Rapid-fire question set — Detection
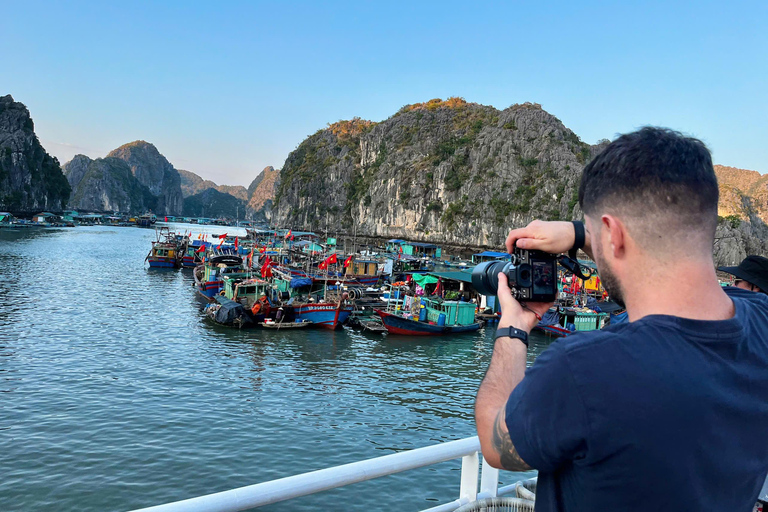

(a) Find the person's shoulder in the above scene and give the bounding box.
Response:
[555,321,642,354]
[725,286,768,311]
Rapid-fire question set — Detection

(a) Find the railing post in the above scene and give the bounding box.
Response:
[479,457,499,497]
[459,452,479,501]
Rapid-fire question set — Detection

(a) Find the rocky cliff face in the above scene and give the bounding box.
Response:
[247,166,280,220]
[178,169,248,201]
[64,155,157,213]
[0,95,70,212]
[107,141,183,215]
[274,99,601,247]
[183,188,246,218]
[715,165,768,224]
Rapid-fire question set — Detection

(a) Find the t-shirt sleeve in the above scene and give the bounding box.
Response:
[505,341,590,473]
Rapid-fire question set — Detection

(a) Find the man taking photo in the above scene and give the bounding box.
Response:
[475,127,768,511]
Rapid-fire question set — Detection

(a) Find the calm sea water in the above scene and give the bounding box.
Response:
[0,225,549,512]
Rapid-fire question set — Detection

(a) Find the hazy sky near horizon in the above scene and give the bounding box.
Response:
[2,0,766,186]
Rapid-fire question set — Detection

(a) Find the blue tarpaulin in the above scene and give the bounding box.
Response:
[289,278,313,288]
[473,251,510,259]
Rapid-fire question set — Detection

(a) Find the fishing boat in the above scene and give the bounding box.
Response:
[534,306,611,337]
[343,257,382,287]
[291,302,353,330]
[375,296,480,336]
[146,227,185,268]
[204,295,253,329]
[136,213,157,227]
[183,240,208,268]
[194,253,244,299]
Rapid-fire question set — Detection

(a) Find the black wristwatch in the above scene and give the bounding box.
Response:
[495,326,529,347]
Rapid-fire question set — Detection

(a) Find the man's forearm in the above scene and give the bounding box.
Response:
[475,335,528,469]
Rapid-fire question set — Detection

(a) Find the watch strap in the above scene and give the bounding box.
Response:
[569,220,585,260]
[495,326,528,346]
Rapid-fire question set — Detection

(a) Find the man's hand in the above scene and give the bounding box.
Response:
[497,273,553,332]
[506,220,593,259]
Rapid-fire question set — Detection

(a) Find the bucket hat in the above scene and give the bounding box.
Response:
[718,255,768,292]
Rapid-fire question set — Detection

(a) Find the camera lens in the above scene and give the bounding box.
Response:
[471,260,512,296]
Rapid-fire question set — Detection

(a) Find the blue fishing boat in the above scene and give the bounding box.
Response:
[183,240,208,268]
[292,302,353,330]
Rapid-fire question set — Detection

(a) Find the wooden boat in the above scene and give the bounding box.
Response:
[376,309,480,335]
[146,227,185,268]
[343,257,383,287]
[194,253,244,300]
[262,319,312,329]
[533,307,610,337]
[291,302,353,330]
[375,297,480,336]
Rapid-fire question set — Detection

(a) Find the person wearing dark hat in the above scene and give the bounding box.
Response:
[719,255,768,294]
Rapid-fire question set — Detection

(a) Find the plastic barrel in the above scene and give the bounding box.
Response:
[437,313,446,326]
[419,305,427,322]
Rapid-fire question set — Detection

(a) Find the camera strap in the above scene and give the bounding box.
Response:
[557,255,593,281]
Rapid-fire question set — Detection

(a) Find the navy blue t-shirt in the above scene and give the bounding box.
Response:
[506,287,768,511]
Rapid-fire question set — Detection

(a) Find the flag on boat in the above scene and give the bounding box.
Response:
[260,256,273,278]
[164,216,168,222]
[195,244,206,254]
[318,253,338,270]
[248,246,254,267]
[234,237,239,251]
[285,229,292,239]
[218,233,227,239]
[343,255,353,268]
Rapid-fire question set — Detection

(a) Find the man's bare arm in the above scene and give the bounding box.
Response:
[492,408,532,471]
[475,273,550,470]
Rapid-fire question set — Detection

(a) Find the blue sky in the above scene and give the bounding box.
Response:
[2,0,766,186]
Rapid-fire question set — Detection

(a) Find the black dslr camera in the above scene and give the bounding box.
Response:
[471,249,558,301]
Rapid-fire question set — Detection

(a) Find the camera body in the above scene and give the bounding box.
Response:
[471,249,558,301]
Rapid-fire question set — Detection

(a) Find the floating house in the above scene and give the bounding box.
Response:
[32,212,58,224]
[386,239,442,258]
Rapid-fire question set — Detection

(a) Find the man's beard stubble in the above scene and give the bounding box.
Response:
[593,244,626,309]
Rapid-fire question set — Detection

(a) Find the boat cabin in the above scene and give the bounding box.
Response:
[346,259,379,277]
[420,297,477,326]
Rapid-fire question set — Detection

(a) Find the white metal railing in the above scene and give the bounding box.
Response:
[128,436,533,512]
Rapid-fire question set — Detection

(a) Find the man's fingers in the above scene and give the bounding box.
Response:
[498,272,511,294]
[505,227,534,253]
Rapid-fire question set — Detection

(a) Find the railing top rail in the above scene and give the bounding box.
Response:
[130,436,481,512]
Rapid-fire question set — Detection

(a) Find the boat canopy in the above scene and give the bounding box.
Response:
[412,274,439,286]
[473,250,510,259]
[213,296,249,324]
[427,270,474,284]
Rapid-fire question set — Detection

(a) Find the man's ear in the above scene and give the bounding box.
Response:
[601,214,626,259]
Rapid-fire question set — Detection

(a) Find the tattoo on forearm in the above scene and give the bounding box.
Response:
[492,409,532,471]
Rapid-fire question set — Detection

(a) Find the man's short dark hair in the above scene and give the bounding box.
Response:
[578,127,719,252]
